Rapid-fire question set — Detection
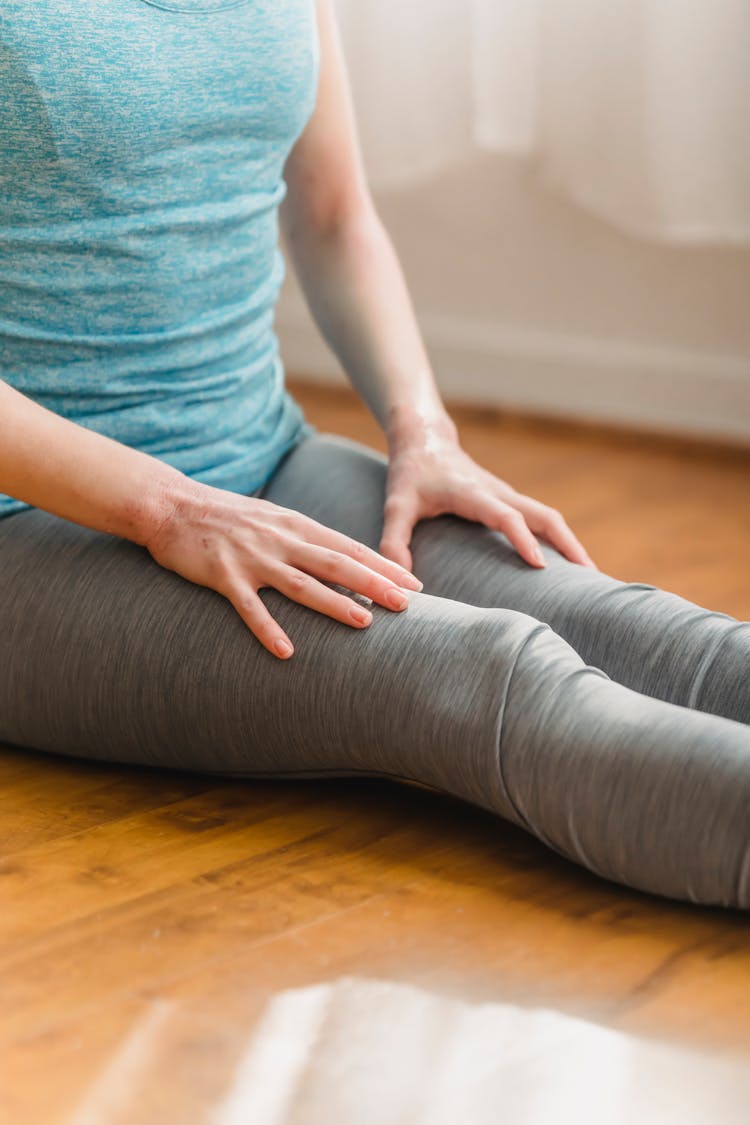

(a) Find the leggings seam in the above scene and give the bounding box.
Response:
[492,621,552,836]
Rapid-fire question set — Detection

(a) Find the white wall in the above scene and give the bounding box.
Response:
[276,152,750,442]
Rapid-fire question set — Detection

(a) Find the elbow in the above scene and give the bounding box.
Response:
[281,179,381,247]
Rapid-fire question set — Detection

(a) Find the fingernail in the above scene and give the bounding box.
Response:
[533,548,546,567]
[385,588,409,610]
[407,575,424,591]
[274,639,293,658]
[350,605,372,626]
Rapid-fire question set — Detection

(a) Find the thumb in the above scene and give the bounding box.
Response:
[379,494,418,572]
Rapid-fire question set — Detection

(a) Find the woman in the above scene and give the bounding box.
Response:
[1,0,749,909]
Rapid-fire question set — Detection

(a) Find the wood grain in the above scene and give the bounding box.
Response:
[2,381,749,1123]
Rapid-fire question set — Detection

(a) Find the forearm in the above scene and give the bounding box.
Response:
[0,380,185,544]
[283,205,458,448]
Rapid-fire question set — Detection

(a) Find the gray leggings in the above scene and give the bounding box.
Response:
[2,432,750,908]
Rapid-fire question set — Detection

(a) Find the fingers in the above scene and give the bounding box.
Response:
[511,496,598,569]
[290,541,413,612]
[551,514,597,568]
[471,493,547,568]
[267,564,384,629]
[540,514,597,568]
[218,502,424,659]
[379,494,419,571]
[224,584,295,660]
[223,555,413,661]
[291,510,422,591]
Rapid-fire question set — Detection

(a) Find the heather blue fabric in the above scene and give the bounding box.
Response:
[4,3,750,912]
[0,0,318,518]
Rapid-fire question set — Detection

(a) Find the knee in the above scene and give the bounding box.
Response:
[347,595,557,818]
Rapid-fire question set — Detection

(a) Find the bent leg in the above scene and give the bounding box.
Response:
[262,432,750,725]
[2,506,750,907]
[498,625,750,908]
[0,505,555,803]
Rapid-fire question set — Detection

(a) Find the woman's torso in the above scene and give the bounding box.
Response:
[0,0,320,518]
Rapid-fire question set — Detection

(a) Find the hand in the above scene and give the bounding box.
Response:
[380,411,598,572]
[144,477,423,659]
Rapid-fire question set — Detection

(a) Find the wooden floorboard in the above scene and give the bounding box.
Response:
[2,381,749,1123]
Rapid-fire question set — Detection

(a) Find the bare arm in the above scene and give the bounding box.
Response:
[279,0,596,573]
[280,0,448,438]
[0,380,421,657]
[0,378,178,543]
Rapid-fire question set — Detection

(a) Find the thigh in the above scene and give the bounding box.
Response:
[262,432,750,723]
[0,501,539,814]
[4,496,750,907]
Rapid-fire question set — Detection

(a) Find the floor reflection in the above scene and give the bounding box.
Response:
[210,976,750,1124]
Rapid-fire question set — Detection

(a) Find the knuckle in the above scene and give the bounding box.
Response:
[257,522,285,548]
[235,587,259,612]
[260,501,293,526]
[236,596,261,624]
[291,512,316,537]
[334,594,355,618]
[242,604,274,636]
[324,548,343,571]
[212,555,235,585]
[347,538,369,561]
[286,571,309,594]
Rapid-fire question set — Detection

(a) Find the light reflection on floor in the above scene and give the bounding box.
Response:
[209,977,750,1125]
[64,977,750,1124]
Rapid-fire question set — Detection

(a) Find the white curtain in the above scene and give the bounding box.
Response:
[333,0,750,245]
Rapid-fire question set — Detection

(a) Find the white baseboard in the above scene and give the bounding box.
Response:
[276,302,750,444]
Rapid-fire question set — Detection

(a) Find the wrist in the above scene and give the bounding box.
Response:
[386,401,459,452]
[128,459,195,550]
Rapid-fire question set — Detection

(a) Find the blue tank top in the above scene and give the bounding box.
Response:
[0,0,319,519]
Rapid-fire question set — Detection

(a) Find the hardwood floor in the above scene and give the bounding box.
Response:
[2,381,750,1123]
